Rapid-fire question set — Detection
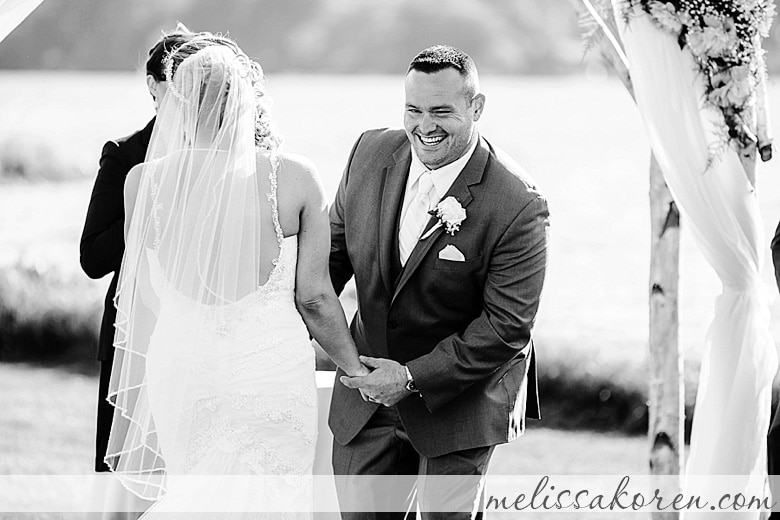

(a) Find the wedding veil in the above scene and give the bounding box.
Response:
[104,39,280,499]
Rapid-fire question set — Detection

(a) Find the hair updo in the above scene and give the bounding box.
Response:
[162,34,281,152]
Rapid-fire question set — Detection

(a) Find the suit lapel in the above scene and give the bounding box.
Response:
[378,143,412,297]
[391,137,490,305]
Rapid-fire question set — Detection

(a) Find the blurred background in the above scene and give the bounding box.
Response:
[2,0,780,501]
[0,0,585,74]
[4,0,780,74]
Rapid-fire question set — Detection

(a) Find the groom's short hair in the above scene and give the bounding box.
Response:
[407,45,480,101]
[146,29,197,82]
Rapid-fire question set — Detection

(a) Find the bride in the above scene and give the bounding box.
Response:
[104,35,368,518]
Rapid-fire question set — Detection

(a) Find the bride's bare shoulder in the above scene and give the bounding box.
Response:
[276,151,318,176]
[273,151,324,202]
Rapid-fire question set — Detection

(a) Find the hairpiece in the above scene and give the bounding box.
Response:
[162,49,191,105]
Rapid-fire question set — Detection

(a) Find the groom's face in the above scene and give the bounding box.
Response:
[404,68,484,170]
[146,76,169,113]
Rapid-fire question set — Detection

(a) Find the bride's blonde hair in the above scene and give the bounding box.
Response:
[162,34,282,152]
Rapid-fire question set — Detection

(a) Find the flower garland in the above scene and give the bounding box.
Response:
[621,0,775,158]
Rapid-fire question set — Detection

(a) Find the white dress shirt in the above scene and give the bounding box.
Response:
[399,135,480,227]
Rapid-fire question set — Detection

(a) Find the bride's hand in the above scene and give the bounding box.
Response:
[349,362,372,378]
[343,363,373,402]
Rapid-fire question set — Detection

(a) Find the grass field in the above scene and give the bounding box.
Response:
[1,72,779,516]
[0,363,649,476]
[0,363,650,519]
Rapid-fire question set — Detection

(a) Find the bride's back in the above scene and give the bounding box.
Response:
[132,41,298,304]
[108,36,324,502]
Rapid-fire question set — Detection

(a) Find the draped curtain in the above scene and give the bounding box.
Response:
[613,3,778,513]
[0,0,44,43]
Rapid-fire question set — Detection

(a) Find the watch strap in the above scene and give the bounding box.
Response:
[404,365,419,393]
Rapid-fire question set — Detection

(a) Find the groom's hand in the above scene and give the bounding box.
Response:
[340,356,409,407]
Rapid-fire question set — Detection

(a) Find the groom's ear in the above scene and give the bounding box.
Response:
[471,93,485,122]
[146,75,158,100]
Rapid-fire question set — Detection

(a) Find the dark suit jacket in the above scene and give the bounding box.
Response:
[80,119,154,361]
[328,129,549,458]
[768,222,780,482]
[772,222,780,296]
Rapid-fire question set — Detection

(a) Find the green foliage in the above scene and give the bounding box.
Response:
[4,0,780,74]
[535,339,699,439]
[0,263,102,373]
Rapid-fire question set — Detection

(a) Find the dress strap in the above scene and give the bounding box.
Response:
[266,152,284,247]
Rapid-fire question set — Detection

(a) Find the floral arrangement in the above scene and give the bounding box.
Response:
[621,0,775,159]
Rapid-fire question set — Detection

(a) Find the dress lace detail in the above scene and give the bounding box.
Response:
[267,152,285,250]
[186,419,312,475]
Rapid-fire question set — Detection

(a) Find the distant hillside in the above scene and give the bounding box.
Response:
[0,0,580,74]
[2,0,780,74]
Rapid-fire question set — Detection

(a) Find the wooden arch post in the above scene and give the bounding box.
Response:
[647,155,684,513]
[575,3,685,517]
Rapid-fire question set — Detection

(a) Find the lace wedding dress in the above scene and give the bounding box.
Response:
[138,156,316,518]
[139,161,316,517]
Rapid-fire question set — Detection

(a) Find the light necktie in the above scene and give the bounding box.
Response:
[399,171,436,266]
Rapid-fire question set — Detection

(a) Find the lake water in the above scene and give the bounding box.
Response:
[2,71,780,366]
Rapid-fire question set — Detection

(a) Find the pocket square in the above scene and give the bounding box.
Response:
[438,244,466,262]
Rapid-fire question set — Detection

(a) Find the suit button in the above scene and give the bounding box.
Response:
[388,320,398,329]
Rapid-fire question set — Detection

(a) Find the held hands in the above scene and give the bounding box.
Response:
[347,362,372,378]
[345,361,372,403]
[340,356,411,407]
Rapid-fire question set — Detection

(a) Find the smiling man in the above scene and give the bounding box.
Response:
[328,45,550,519]
[403,53,483,170]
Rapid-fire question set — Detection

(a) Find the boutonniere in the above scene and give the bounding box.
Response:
[428,197,466,236]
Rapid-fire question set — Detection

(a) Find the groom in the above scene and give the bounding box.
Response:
[328,45,549,518]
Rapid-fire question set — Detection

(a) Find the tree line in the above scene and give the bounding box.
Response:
[0,0,582,74]
[3,0,780,74]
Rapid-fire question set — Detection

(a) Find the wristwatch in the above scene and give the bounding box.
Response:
[404,365,419,393]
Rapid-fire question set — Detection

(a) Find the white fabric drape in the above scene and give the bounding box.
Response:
[0,0,43,43]
[613,2,777,509]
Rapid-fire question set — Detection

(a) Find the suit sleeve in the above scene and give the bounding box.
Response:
[408,193,549,413]
[328,133,365,296]
[771,220,780,293]
[80,141,128,279]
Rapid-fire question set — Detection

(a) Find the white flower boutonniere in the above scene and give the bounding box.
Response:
[429,197,466,236]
